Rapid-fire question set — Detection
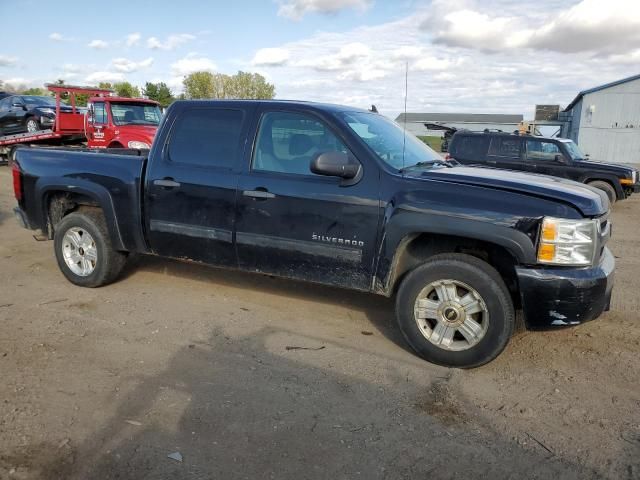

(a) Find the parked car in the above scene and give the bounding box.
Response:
[448,131,640,203]
[12,100,614,368]
[0,91,14,100]
[0,95,74,136]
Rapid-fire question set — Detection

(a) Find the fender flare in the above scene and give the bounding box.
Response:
[581,174,624,199]
[377,211,537,294]
[34,176,126,251]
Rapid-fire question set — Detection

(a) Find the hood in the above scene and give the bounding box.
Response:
[406,165,608,217]
[574,158,635,175]
[117,124,158,144]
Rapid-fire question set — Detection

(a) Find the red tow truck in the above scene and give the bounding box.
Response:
[0,84,161,162]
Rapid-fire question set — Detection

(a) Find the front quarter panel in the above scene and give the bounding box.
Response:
[375,173,584,293]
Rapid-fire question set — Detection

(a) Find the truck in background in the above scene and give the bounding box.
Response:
[0,84,161,162]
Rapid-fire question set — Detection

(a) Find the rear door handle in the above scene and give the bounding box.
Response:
[153,178,181,188]
[243,189,275,199]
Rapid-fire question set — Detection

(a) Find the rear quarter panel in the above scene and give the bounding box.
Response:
[15,147,146,252]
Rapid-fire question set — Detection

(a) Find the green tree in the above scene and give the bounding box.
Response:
[113,82,141,98]
[22,87,47,96]
[143,82,174,107]
[183,71,215,99]
[182,71,275,100]
[226,71,275,99]
[98,82,113,91]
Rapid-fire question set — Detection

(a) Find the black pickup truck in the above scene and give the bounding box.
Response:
[12,100,615,368]
[448,130,640,203]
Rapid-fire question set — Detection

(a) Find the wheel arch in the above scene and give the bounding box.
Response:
[38,183,126,251]
[379,230,526,307]
[584,176,623,200]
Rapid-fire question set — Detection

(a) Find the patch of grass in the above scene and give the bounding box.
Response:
[417,135,443,152]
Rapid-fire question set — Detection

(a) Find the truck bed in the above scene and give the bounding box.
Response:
[14,146,148,252]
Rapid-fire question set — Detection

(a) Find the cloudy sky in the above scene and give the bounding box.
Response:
[1,0,639,119]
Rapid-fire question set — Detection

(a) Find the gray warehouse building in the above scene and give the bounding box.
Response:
[562,73,640,164]
[395,112,523,137]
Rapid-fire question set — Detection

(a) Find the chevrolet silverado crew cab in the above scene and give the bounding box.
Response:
[448,130,640,203]
[12,100,615,368]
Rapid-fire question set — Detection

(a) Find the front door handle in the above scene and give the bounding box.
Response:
[243,189,275,199]
[153,178,181,189]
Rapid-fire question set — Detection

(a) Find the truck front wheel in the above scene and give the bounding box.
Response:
[53,208,127,287]
[587,180,617,204]
[395,253,514,368]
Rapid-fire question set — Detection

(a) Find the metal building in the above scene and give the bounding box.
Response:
[395,112,523,137]
[562,73,640,164]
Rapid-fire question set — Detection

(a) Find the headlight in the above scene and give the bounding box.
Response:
[128,141,150,149]
[39,108,55,114]
[537,217,597,266]
[633,170,638,184]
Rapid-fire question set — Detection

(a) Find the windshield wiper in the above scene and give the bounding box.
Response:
[399,159,453,173]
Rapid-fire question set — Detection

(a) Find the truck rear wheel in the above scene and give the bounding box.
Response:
[53,208,126,287]
[588,180,617,204]
[395,253,514,368]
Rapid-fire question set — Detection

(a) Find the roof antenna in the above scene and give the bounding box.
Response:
[401,61,408,173]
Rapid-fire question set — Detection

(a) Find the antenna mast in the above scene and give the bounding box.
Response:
[401,61,408,172]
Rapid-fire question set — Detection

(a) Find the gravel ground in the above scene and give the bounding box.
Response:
[0,165,639,479]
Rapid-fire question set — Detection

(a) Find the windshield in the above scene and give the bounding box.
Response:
[109,102,161,126]
[562,140,586,160]
[22,96,57,108]
[340,111,442,170]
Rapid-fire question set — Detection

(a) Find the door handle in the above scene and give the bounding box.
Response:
[153,178,181,188]
[243,189,275,199]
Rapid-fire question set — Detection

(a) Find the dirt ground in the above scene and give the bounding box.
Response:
[0,165,639,480]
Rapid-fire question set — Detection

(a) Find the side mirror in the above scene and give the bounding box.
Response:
[554,154,568,164]
[310,151,360,179]
[12,102,25,110]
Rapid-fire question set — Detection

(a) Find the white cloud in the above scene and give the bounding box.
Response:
[423,0,640,55]
[171,54,217,76]
[147,33,195,50]
[125,33,142,47]
[393,46,424,61]
[112,57,154,73]
[86,71,125,83]
[297,42,371,71]
[49,32,64,41]
[0,55,17,67]
[88,39,109,49]
[338,66,388,82]
[252,48,290,66]
[413,56,462,71]
[232,7,639,119]
[278,0,371,20]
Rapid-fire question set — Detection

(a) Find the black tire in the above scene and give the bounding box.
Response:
[53,208,127,287]
[588,180,616,204]
[395,253,515,368]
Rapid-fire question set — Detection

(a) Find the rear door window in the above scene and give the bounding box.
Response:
[488,137,522,159]
[168,108,244,169]
[453,135,489,161]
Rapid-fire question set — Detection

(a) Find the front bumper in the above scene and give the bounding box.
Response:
[515,247,615,330]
